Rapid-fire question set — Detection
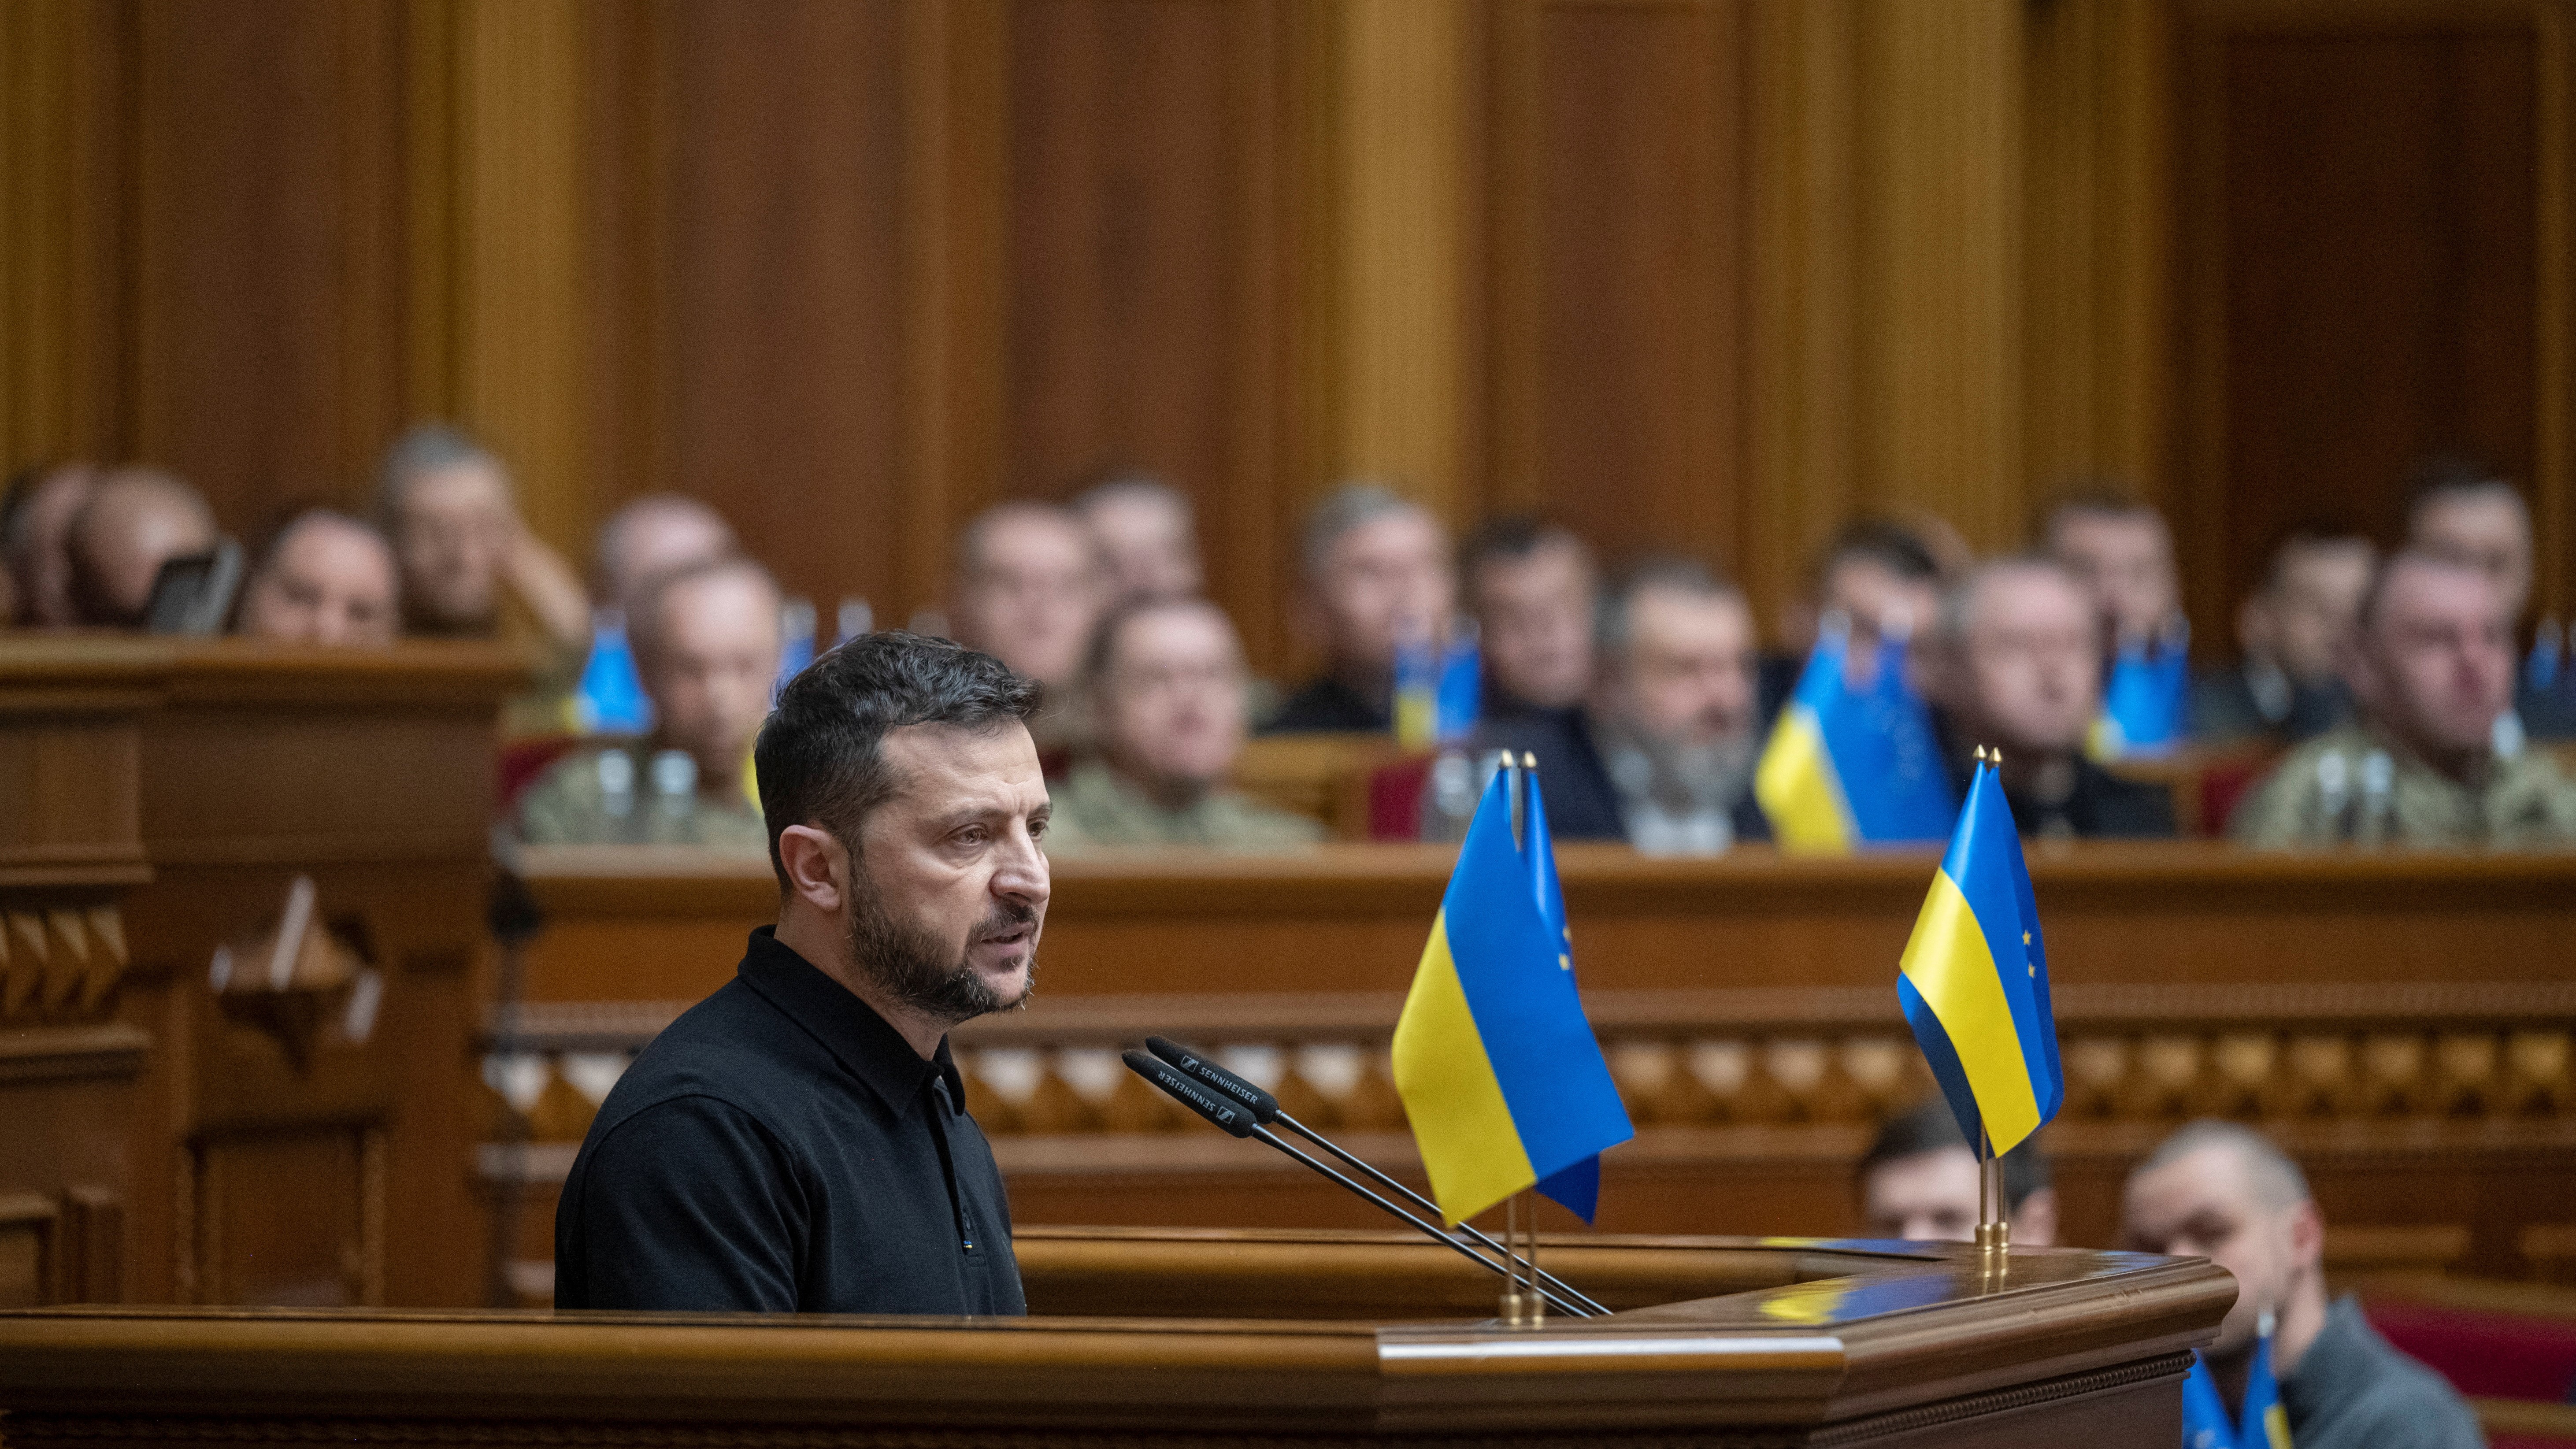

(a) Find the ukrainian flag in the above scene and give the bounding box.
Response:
[1392,767,1633,1224]
[1895,755,2063,1156]
[2240,1314,2294,1448]
[1756,628,1956,853]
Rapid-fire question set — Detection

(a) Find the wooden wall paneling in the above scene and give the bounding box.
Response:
[2175,1,2561,640]
[1000,0,1302,671]
[2024,0,2173,518]
[2540,3,2572,621]
[126,0,411,527]
[0,0,129,476]
[1484,0,1748,579]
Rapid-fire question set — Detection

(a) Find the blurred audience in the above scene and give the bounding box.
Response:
[1,462,98,628]
[1764,519,1948,715]
[1044,597,1323,852]
[2193,530,2373,745]
[1855,1097,2056,1246]
[1486,559,1767,852]
[948,501,1111,750]
[2405,456,2570,739]
[1269,484,1457,734]
[518,557,782,850]
[234,509,400,647]
[2121,1120,2481,1449]
[1924,558,2174,838]
[66,467,220,628]
[1073,474,1203,603]
[593,494,738,610]
[2041,491,2183,649]
[2231,550,2576,846]
[1462,517,1595,718]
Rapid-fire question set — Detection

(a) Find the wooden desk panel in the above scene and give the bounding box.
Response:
[485,843,2576,1285]
[0,1231,2233,1447]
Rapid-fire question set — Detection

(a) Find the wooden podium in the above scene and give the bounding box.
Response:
[0,1228,2230,1447]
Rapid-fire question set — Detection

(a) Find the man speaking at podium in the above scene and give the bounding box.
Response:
[555,633,1045,1315]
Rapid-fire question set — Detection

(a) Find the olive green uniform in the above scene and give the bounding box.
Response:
[517,744,770,852]
[2228,723,2576,847]
[1043,759,1324,853]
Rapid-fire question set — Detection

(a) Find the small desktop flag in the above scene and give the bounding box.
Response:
[2181,1352,2236,1449]
[2092,634,2191,760]
[572,608,652,734]
[1520,770,1600,1219]
[1755,626,1957,852]
[2240,1311,2293,1449]
[1392,766,1632,1224]
[1396,628,1481,749]
[1895,752,2063,1157]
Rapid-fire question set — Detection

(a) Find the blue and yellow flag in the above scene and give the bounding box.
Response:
[1755,628,1956,853]
[1895,756,2063,1156]
[2240,1313,2293,1449]
[1392,768,1632,1224]
[2182,1352,2236,1449]
[2091,635,2191,760]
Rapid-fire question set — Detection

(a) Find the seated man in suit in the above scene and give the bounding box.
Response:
[948,501,1111,752]
[1922,558,2175,838]
[2192,530,2374,745]
[518,557,783,850]
[2231,549,2576,846]
[1463,516,1596,720]
[1266,483,1457,734]
[1073,474,1203,604]
[1045,597,1323,852]
[1855,1097,2056,1246]
[2405,456,2570,740]
[2042,490,2184,655]
[2122,1120,2481,1449]
[1485,559,1767,853]
[234,508,401,647]
[63,467,221,629]
[556,631,1038,1315]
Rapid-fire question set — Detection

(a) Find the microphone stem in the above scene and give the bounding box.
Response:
[1251,1126,1597,1319]
[1273,1111,1613,1318]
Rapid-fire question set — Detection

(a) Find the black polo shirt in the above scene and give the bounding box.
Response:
[554,927,1025,1316]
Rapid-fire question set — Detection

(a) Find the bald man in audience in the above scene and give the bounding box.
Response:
[1923,559,2174,838]
[519,558,783,850]
[1045,597,1323,853]
[948,502,1110,751]
[377,425,591,733]
[234,510,400,647]
[1484,560,1768,852]
[64,468,220,629]
[2232,550,2576,845]
[2042,492,2185,650]
[1,462,97,628]
[1463,517,1596,719]
[2122,1121,2481,1449]
[1855,1097,2056,1247]
[1268,484,1459,734]
[2193,531,2375,745]
[595,494,738,610]
[1073,475,1203,603]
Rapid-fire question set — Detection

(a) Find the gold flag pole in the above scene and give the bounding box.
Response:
[1971,745,2009,1277]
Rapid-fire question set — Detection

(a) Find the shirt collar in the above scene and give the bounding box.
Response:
[736,926,966,1111]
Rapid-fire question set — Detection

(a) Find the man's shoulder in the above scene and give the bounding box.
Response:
[2230,728,2370,843]
[1206,788,1327,847]
[589,979,825,1139]
[2298,1302,2485,1449]
[1262,678,1383,734]
[2079,757,2177,837]
[517,746,620,843]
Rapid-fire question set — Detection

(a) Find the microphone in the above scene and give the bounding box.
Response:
[1146,1037,1611,1318]
[1123,1049,1601,1318]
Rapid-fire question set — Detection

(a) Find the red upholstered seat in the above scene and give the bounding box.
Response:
[2365,1294,2576,1402]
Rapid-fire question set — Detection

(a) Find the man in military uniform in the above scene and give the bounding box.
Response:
[2232,550,2576,846]
[519,556,782,851]
[1045,596,1323,852]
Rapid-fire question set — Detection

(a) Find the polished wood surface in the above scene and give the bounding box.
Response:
[484,841,2576,1290]
[2,637,525,1309]
[0,1229,2233,1447]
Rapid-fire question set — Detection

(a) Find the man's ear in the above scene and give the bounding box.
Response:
[776,824,848,917]
[2286,1199,2326,1272]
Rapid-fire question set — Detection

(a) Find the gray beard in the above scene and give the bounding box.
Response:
[1598,719,1755,815]
[844,869,1036,1027]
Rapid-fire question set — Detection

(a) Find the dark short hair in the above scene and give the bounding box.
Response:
[1462,515,1588,578]
[1596,556,1743,659]
[1857,1096,2052,1213]
[754,631,1042,889]
[2035,485,2163,550]
[1811,519,1941,591]
[2402,453,2526,528]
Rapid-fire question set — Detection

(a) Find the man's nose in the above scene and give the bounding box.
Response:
[993,828,1051,906]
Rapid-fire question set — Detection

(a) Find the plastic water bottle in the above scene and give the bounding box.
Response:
[835,596,873,645]
[597,749,637,822]
[650,749,698,823]
[574,608,652,735]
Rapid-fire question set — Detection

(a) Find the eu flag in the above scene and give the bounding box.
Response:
[1896,754,2063,1155]
[2182,1352,2236,1449]
[1392,767,1632,1223]
[1755,627,1956,852]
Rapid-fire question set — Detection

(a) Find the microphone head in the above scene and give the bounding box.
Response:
[1145,1035,1280,1123]
[1122,1049,1255,1138]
